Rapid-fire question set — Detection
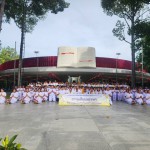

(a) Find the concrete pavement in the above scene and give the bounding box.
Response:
[0,102,150,150]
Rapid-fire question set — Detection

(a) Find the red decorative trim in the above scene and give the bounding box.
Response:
[79,59,93,62]
[61,52,74,55]
[0,56,146,72]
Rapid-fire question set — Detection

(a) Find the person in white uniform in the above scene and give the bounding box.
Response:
[29,88,35,101]
[21,88,31,104]
[118,88,122,101]
[142,89,147,102]
[71,87,76,94]
[90,88,95,94]
[33,88,44,104]
[96,88,102,94]
[104,87,112,105]
[48,86,57,102]
[43,88,48,102]
[135,89,144,105]
[145,90,150,105]
[78,87,82,94]
[124,89,136,105]
[17,86,22,101]
[121,88,126,101]
[7,89,19,104]
[0,89,6,104]
[112,88,117,101]
[58,87,66,95]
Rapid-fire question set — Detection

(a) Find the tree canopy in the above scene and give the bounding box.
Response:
[0,46,19,64]
[3,0,70,32]
[1,0,70,86]
[101,0,150,87]
[135,22,150,72]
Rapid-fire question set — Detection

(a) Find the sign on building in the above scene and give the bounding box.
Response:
[57,46,96,68]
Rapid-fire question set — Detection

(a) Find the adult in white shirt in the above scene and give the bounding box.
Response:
[131,88,136,99]
[112,88,117,101]
[78,87,82,94]
[90,88,95,94]
[58,87,66,95]
[0,89,6,104]
[17,86,23,101]
[43,88,48,101]
[104,87,112,105]
[64,87,69,94]
[68,87,72,94]
[135,89,144,105]
[124,89,136,105]
[96,88,102,94]
[7,89,19,104]
[85,88,90,94]
[118,88,122,101]
[145,90,150,105]
[142,89,147,102]
[29,88,35,101]
[48,86,57,102]
[121,88,126,101]
[71,87,76,94]
[33,88,44,104]
[21,88,31,104]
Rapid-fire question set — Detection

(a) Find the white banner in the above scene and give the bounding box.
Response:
[59,94,111,106]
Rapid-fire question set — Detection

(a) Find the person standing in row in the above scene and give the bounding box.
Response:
[104,87,112,105]
[48,86,57,102]
[43,88,48,101]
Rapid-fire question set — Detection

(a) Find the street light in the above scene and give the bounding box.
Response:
[116,53,121,83]
[34,51,39,82]
[142,49,144,88]
[13,41,17,87]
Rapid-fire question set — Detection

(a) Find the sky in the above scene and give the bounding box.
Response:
[0,0,132,60]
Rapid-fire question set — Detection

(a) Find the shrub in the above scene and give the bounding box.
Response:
[0,135,27,150]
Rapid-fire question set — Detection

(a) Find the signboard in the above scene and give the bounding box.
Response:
[77,47,96,68]
[59,94,111,106]
[57,47,96,68]
[57,47,77,67]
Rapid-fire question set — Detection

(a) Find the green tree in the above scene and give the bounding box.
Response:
[0,0,5,32]
[101,0,150,88]
[0,46,19,64]
[2,0,69,86]
[135,21,150,72]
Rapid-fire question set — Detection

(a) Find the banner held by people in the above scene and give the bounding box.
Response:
[59,94,111,106]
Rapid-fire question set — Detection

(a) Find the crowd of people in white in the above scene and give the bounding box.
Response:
[0,81,149,105]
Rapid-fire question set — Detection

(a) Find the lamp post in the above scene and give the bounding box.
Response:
[13,41,17,87]
[116,53,121,84]
[34,51,39,82]
[142,49,144,88]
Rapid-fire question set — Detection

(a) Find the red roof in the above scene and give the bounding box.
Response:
[0,56,133,71]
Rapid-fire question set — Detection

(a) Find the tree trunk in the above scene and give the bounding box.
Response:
[0,0,5,32]
[131,16,136,88]
[17,26,24,86]
[18,1,26,87]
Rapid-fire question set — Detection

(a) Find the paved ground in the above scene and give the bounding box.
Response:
[1,102,150,150]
